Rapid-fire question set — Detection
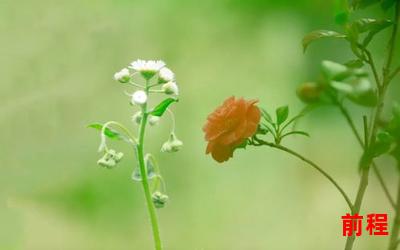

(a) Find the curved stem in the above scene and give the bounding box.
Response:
[254,139,353,211]
[136,83,162,250]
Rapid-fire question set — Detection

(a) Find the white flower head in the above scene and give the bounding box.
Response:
[162,81,179,95]
[158,67,175,83]
[148,115,160,126]
[161,132,183,153]
[131,90,147,105]
[114,68,130,83]
[130,59,165,80]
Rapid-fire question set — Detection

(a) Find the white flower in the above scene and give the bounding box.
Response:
[131,90,147,105]
[114,68,130,83]
[162,81,179,95]
[130,59,166,80]
[158,67,174,83]
[148,115,160,126]
[161,132,183,153]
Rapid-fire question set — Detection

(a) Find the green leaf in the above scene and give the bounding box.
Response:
[302,30,346,52]
[330,81,354,94]
[371,131,394,157]
[276,106,289,125]
[348,88,378,107]
[353,18,392,33]
[88,123,123,140]
[150,98,177,117]
[321,60,351,81]
[352,18,393,47]
[344,59,364,68]
[347,78,378,107]
[261,108,273,123]
[381,0,396,10]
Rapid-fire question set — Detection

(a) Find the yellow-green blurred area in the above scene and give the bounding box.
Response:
[1,0,400,249]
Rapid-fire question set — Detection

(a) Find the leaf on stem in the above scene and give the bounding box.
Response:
[261,108,273,123]
[276,106,289,125]
[88,123,124,140]
[352,18,393,46]
[150,98,177,117]
[302,30,346,52]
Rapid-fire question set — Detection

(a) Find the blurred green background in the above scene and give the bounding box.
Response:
[1,0,400,249]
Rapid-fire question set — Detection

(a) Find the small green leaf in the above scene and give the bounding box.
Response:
[353,18,392,33]
[321,60,351,81]
[370,131,394,157]
[352,18,393,47]
[88,123,123,140]
[348,88,378,107]
[302,30,346,52]
[150,98,177,117]
[261,108,273,123]
[344,59,364,68]
[276,106,289,125]
[330,81,354,94]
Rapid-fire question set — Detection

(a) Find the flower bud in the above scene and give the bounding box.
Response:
[296,82,323,104]
[158,67,175,83]
[152,191,169,208]
[162,82,179,95]
[148,115,160,126]
[161,132,183,153]
[114,68,131,83]
[97,149,124,169]
[132,111,142,124]
[131,90,147,105]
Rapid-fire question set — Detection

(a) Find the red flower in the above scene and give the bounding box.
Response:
[203,96,261,163]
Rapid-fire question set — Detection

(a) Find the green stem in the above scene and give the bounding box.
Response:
[345,3,400,249]
[337,103,396,209]
[388,176,400,250]
[136,84,162,250]
[254,139,353,211]
[344,167,370,250]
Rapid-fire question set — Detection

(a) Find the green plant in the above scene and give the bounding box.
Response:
[89,60,182,250]
[204,1,400,249]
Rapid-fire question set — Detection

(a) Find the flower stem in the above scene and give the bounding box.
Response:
[136,84,162,250]
[253,138,353,211]
[336,103,396,209]
[388,176,400,250]
[345,2,400,249]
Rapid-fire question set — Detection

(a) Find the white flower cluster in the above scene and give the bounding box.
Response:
[114,59,180,106]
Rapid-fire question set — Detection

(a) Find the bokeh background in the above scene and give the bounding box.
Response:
[1,0,400,249]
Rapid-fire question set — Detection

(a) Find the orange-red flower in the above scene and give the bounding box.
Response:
[203,96,261,163]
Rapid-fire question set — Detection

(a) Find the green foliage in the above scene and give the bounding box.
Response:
[302,30,346,52]
[258,107,309,144]
[372,131,394,157]
[150,98,177,117]
[88,123,124,140]
[276,106,289,125]
[350,18,393,47]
